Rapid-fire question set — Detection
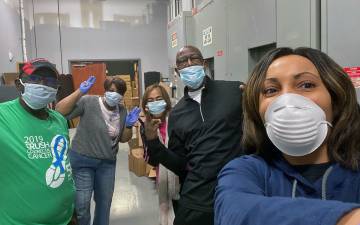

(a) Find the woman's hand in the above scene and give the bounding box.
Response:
[79,76,96,94]
[144,111,161,140]
[125,107,141,128]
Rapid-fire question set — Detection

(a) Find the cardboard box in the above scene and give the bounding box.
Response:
[124,98,132,107]
[132,148,144,158]
[119,75,131,82]
[148,167,157,178]
[131,97,140,106]
[124,93,132,99]
[131,125,143,148]
[131,80,137,89]
[133,156,146,177]
[2,73,18,86]
[128,152,134,172]
[109,75,131,82]
[132,88,139,97]
[124,97,140,108]
[128,137,140,149]
[128,148,147,177]
[146,164,157,178]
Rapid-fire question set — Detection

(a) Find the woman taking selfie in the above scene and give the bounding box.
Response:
[215,47,360,225]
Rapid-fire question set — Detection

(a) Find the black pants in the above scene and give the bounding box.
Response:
[173,204,214,225]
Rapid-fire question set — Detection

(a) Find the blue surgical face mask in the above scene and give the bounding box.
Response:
[20,79,57,110]
[179,65,205,89]
[147,100,167,115]
[105,91,122,107]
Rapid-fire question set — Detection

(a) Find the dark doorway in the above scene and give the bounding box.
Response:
[248,43,276,74]
[144,71,161,89]
[205,57,214,79]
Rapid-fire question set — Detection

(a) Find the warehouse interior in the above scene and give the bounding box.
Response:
[1,0,360,225]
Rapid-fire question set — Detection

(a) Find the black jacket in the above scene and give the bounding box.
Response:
[146,76,243,212]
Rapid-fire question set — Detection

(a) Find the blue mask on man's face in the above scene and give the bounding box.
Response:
[20,79,57,110]
[147,100,167,115]
[179,65,205,89]
[104,91,122,107]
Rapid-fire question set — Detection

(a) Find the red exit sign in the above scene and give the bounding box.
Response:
[344,66,360,78]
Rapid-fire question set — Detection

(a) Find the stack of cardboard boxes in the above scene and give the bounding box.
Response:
[108,75,140,110]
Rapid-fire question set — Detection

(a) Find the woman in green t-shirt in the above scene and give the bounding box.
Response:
[0,58,76,225]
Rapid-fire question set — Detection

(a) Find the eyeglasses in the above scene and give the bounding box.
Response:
[21,75,59,89]
[176,54,203,70]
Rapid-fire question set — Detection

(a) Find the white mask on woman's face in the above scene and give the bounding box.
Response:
[264,93,332,157]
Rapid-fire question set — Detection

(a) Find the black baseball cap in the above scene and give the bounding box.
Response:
[20,58,59,79]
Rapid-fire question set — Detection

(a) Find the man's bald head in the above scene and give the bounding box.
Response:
[176,46,203,59]
[175,46,205,71]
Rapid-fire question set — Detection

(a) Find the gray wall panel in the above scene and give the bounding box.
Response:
[0,0,23,83]
[277,0,320,49]
[227,0,276,81]
[166,0,276,83]
[166,12,194,99]
[23,0,34,60]
[167,13,190,67]
[322,0,360,67]
[189,0,227,80]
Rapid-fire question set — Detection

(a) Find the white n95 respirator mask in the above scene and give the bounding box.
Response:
[264,93,332,157]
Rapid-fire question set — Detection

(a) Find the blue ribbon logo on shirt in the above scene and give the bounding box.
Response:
[52,135,67,173]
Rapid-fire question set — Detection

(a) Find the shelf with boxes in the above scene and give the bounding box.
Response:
[108,74,140,110]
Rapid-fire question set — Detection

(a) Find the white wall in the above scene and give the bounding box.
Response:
[0,0,23,83]
[30,0,169,80]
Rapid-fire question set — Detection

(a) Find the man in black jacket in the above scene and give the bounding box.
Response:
[144,45,243,225]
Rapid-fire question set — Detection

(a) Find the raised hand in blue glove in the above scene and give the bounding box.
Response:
[79,75,96,94]
[125,107,141,128]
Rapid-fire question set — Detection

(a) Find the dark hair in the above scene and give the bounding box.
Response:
[242,47,360,170]
[141,83,172,114]
[104,78,127,95]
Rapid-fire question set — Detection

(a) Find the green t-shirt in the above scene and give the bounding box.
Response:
[0,99,75,225]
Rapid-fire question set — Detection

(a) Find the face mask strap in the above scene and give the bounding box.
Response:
[324,121,333,127]
[19,79,25,86]
[19,78,58,92]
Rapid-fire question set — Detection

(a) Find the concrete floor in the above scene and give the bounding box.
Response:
[109,143,159,225]
[69,129,160,225]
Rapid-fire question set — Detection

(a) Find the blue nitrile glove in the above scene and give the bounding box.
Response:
[79,76,96,94]
[125,107,141,128]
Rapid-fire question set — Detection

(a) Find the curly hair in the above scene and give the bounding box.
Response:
[104,78,127,95]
